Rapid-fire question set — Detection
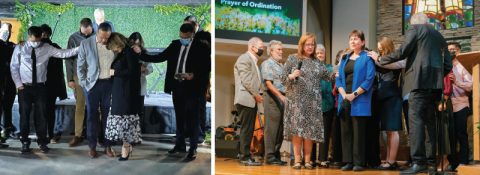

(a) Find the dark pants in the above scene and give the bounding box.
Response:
[199,94,207,139]
[408,89,440,165]
[312,109,334,162]
[236,104,257,160]
[340,101,367,166]
[366,99,381,167]
[264,91,284,160]
[46,93,59,139]
[18,84,49,145]
[86,80,112,149]
[1,79,16,133]
[448,107,470,166]
[172,85,201,153]
[138,95,145,133]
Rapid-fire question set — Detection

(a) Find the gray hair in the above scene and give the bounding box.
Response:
[268,40,282,56]
[316,44,325,52]
[248,37,262,49]
[410,13,429,25]
[94,8,105,20]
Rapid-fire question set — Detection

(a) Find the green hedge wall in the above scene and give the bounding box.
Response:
[31,6,189,93]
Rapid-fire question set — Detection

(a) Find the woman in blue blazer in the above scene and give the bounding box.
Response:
[335,30,375,171]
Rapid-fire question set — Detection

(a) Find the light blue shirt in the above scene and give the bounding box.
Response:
[260,58,285,93]
[10,42,79,88]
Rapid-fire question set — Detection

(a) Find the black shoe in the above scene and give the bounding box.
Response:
[118,145,133,161]
[341,163,353,171]
[184,150,197,161]
[168,146,187,154]
[265,157,287,165]
[40,145,50,153]
[353,165,365,171]
[0,143,8,148]
[377,162,399,170]
[400,164,427,174]
[331,162,345,169]
[21,141,31,153]
[240,158,262,166]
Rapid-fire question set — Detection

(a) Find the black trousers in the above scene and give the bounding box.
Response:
[408,89,440,165]
[1,79,16,133]
[172,85,202,152]
[86,80,112,149]
[340,101,367,166]
[46,93,59,139]
[18,84,49,145]
[264,91,284,160]
[448,107,470,166]
[311,109,335,161]
[366,99,381,167]
[236,104,257,160]
[199,94,207,139]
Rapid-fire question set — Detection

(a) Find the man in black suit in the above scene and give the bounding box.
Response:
[0,20,9,148]
[134,23,210,161]
[370,13,452,174]
[40,24,68,144]
[183,15,211,143]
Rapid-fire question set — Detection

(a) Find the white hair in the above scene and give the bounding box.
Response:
[248,37,262,49]
[410,13,429,25]
[316,44,325,52]
[268,40,282,56]
[94,8,105,20]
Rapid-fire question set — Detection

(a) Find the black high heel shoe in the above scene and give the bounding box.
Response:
[118,145,133,161]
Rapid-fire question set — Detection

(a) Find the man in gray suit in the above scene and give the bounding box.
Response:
[234,37,264,166]
[372,13,452,174]
[77,23,115,158]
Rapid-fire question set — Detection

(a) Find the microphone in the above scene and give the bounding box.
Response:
[296,61,302,80]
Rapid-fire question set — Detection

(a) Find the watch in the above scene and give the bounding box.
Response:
[353,91,359,97]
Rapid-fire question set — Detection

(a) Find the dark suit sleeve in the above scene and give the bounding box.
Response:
[138,41,176,63]
[380,26,417,65]
[442,44,453,76]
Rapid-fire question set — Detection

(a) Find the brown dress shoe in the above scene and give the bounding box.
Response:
[105,147,115,157]
[69,136,82,147]
[89,149,98,158]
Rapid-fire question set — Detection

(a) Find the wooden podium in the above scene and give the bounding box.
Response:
[455,51,480,161]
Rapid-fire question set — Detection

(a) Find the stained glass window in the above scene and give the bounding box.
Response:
[403,0,474,32]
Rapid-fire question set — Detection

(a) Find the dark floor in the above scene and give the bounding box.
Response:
[0,135,211,175]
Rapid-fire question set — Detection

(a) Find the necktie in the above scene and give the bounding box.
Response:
[31,47,37,86]
[177,46,188,74]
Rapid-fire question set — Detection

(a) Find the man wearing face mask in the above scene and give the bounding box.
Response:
[133,23,210,161]
[10,26,79,154]
[260,40,286,165]
[0,22,17,145]
[66,18,93,147]
[233,37,265,166]
[445,42,473,171]
[77,22,115,158]
[183,15,211,143]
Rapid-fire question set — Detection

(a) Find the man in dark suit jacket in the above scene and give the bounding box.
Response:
[184,15,211,142]
[40,24,68,144]
[374,13,452,174]
[135,23,210,161]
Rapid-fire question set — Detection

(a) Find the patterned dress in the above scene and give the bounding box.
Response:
[282,54,334,142]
